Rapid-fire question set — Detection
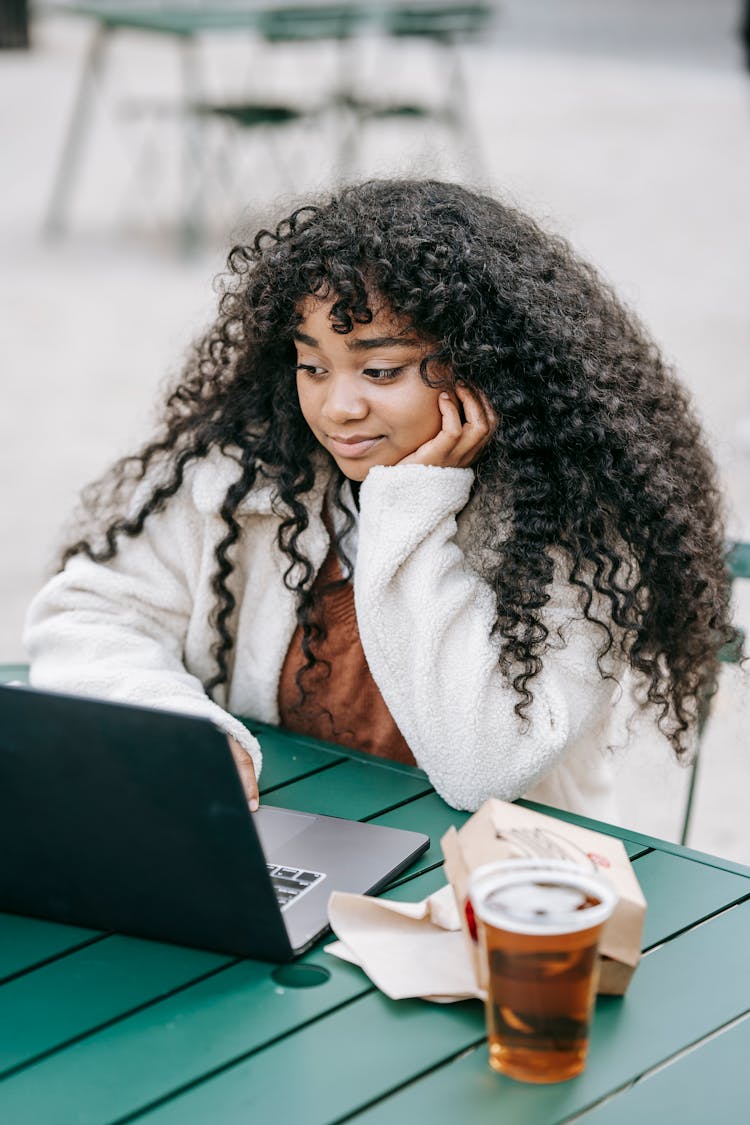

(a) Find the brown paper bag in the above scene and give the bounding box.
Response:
[441,799,646,994]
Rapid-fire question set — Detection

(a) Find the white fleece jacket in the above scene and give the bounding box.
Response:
[24,454,623,821]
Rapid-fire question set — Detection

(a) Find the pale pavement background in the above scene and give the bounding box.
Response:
[2,1,749,860]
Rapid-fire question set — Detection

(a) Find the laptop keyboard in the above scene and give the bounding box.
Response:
[266,863,326,911]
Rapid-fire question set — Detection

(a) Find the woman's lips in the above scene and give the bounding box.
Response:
[326,435,384,459]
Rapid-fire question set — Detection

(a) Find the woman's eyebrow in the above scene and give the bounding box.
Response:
[292,330,420,351]
[292,331,320,347]
[348,335,421,351]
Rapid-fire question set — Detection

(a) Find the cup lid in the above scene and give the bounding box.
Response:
[468,858,618,935]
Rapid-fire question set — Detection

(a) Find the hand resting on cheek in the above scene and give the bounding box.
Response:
[397,382,498,470]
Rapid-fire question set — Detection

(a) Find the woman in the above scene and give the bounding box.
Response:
[24,180,734,822]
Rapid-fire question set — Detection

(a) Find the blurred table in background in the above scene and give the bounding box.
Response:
[42,1,496,250]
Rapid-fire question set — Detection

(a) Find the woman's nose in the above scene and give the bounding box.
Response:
[322,374,368,423]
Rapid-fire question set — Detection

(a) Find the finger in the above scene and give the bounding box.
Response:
[455,383,494,435]
[438,391,464,440]
[228,736,260,811]
[450,386,496,466]
[412,395,464,461]
[239,761,260,812]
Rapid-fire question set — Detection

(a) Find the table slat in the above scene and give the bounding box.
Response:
[379,864,449,903]
[0,913,99,982]
[0,665,29,684]
[0,937,225,1078]
[138,992,486,1125]
[573,1014,750,1124]
[248,719,429,777]
[270,758,434,819]
[368,792,471,873]
[633,850,750,949]
[0,956,370,1125]
[348,901,750,1124]
[253,731,342,794]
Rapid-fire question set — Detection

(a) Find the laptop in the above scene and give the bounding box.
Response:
[0,684,429,961]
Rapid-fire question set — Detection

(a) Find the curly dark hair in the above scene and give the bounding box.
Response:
[61,179,736,755]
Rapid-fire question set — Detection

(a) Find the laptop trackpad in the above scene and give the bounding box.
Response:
[252,805,318,854]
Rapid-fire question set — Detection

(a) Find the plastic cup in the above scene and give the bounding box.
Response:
[468,858,618,1083]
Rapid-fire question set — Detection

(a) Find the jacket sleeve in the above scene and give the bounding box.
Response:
[23,488,263,777]
[354,464,616,811]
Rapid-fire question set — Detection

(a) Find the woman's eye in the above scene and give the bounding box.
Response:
[295,363,325,377]
[363,366,404,382]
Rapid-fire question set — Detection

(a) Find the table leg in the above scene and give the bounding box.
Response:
[43,20,111,239]
[179,33,204,255]
[332,34,361,181]
[441,39,486,179]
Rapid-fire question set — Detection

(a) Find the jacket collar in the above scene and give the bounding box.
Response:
[190,447,333,517]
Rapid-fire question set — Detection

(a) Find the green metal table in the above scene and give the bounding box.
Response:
[1,664,749,1123]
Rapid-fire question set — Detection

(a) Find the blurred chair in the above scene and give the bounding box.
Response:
[335,2,495,178]
[680,539,749,845]
[188,4,366,208]
[193,4,497,199]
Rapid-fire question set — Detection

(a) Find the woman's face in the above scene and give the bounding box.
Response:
[294,295,447,482]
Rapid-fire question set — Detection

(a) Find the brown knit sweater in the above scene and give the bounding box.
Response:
[277,542,416,766]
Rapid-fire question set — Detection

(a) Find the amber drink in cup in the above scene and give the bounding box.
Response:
[468,859,617,1084]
